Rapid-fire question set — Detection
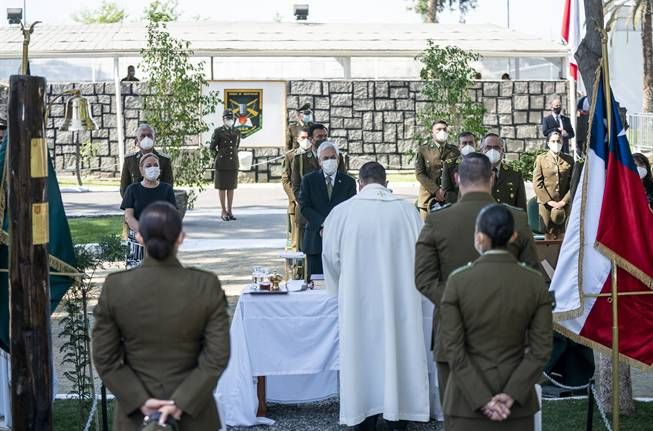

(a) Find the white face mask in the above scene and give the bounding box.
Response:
[460,144,475,156]
[548,142,562,154]
[434,130,448,144]
[638,166,648,179]
[144,166,160,181]
[485,149,502,165]
[298,138,312,151]
[321,158,338,176]
[223,117,233,128]
[139,136,154,151]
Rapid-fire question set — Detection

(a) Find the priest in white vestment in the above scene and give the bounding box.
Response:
[322,161,430,431]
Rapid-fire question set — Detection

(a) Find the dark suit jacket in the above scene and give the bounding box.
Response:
[92,255,230,431]
[541,114,575,154]
[298,170,356,254]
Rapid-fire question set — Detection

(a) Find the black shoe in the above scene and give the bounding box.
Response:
[228,213,237,220]
[384,419,408,431]
[352,415,379,431]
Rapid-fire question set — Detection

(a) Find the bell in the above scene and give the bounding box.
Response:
[60,92,97,131]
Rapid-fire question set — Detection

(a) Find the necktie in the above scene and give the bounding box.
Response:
[557,115,564,130]
[326,176,333,199]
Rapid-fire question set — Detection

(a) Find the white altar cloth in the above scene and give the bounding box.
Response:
[215,287,443,426]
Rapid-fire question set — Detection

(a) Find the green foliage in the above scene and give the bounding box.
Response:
[72,1,126,24]
[143,0,179,22]
[140,20,221,207]
[506,151,544,180]
[58,235,125,430]
[412,0,478,23]
[415,42,486,149]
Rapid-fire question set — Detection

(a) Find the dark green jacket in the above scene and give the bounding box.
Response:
[92,255,230,431]
[210,126,241,171]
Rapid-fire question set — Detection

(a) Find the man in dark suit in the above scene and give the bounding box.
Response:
[298,141,356,276]
[541,98,575,154]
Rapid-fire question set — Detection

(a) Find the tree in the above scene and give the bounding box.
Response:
[606,0,653,111]
[72,1,126,24]
[411,0,478,23]
[140,20,221,208]
[575,0,604,99]
[415,42,486,145]
[143,0,179,22]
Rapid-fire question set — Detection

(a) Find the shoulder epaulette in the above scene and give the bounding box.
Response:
[518,262,544,277]
[449,261,474,277]
[431,203,452,212]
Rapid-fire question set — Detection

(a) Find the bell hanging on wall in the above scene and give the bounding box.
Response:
[60,91,97,131]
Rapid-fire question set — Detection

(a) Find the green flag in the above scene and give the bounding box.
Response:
[0,135,77,352]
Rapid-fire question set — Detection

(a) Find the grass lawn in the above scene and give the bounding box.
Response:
[542,399,652,430]
[52,399,653,430]
[68,216,124,244]
[54,399,114,430]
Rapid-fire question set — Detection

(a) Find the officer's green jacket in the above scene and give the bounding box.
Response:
[415,143,460,209]
[414,191,539,361]
[210,126,241,170]
[92,255,230,431]
[492,163,528,211]
[440,250,552,420]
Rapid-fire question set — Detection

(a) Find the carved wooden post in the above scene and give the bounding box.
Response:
[8,74,52,430]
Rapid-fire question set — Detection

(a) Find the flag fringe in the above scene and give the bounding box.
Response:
[554,322,653,370]
[596,242,653,289]
[570,65,604,310]
[553,306,585,322]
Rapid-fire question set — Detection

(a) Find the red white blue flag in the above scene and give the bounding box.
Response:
[550,69,653,367]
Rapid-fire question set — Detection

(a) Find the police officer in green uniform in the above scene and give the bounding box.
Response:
[286,103,313,151]
[440,204,552,431]
[532,131,574,239]
[120,124,174,197]
[290,123,346,251]
[441,131,477,204]
[480,133,527,211]
[210,109,242,221]
[414,153,539,405]
[282,126,311,250]
[415,120,460,219]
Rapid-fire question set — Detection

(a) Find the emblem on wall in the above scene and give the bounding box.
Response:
[224,89,263,138]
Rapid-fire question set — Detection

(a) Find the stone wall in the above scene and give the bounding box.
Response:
[0,79,568,182]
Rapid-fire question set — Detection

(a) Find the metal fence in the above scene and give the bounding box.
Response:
[627,112,653,154]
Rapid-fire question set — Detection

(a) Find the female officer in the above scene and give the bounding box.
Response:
[440,204,552,430]
[93,202,230,430]
[533,131,574,239]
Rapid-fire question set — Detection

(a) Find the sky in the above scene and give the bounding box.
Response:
[5,0,567,41]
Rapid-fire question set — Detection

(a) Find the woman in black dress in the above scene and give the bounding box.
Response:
[121,153,177,267]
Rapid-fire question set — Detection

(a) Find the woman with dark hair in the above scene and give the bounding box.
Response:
[633,153,653,209]
[439,204,552,431]
[93,202,230,431]
[121,153,177,267]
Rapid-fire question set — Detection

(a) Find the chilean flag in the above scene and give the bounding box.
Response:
[550,69,653,367]
[561,0,582,80]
